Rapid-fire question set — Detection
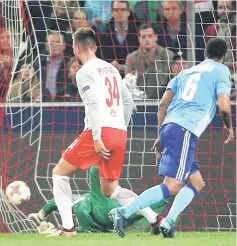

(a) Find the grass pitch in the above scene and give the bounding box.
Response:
[0,232,235,246]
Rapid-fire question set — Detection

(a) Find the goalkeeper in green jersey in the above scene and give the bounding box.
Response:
[28,167,172,234]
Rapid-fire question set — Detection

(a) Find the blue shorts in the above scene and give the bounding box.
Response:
[158,123,199,182]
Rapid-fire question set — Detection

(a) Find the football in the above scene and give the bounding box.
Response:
[5,181,31,205]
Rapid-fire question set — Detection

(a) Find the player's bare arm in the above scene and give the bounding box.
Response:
[157,89,174,130]
[152,89,174,156]
[218,94,234,144]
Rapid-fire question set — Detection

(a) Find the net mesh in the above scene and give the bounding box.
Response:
[0,0,236,233]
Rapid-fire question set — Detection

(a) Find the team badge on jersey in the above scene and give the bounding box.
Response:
[110,109,117,117]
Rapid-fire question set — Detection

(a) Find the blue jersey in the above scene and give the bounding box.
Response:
[162,59,232,138]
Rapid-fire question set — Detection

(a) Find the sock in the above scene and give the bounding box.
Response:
[53,175,74,229]
[110,187,158,224]
[166,184,198,224]
[113,184,170,220]
[139,207,158,224]
[42,199,58,216]
[110,186,137,206]
[37,210,46,221]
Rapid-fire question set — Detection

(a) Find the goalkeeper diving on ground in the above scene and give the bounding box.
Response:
[28,166,175,234]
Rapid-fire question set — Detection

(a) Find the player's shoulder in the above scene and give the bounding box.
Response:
[76,60,91,75]
[76,65,88,82]
[217,63,231,75]
[202,59,230,75]
[91,57,111,68]
[208,62,231,82]
[76,62,95,89]
[76,58,99,78]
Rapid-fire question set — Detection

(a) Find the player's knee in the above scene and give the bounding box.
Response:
[104,185,121,198]
[163,177,183,196]
[52,164,63,176]
[187,173,205,192]
[52,166,59,176]
[191,181,205,192]
[100,178,118,197]
[52,158,77,176]
[102,187,114,197]
[168,183,183,196]
[199,181,205,191]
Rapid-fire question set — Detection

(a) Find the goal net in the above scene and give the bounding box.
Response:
[0,0,39,233]
[0,0,236,233]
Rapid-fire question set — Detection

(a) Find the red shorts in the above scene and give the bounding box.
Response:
[62,127,127,180]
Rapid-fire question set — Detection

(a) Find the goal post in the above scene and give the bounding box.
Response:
[0,0,236,233]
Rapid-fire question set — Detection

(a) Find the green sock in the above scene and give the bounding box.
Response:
[42,199,58,215]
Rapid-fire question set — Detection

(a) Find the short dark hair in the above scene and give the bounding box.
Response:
[112,0,130,10]
[206,38,228,60]
[172,52,187,63]
[73,27,96,47]
[139,23,154,33]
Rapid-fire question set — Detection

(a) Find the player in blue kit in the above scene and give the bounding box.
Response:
[109,38,234,238]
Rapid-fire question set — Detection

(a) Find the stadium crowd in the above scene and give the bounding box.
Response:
[0,0,236,102]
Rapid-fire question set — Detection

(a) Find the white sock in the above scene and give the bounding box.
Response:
[53,175,74,229]
[139,207,158,224]
[110,186,137,206]
[110,186,158,224]
[38,209,46,220]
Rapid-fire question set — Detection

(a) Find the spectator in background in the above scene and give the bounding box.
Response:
[195,0,215,62]
[205,0,236,69]
[195,0,214,31]
[84,0,112,32]
[71,9,91,32]
[64,9,92,57]
[170,52,188,79]
[157,0,187,54]
[130,1,164,36]
[64,57,80,101]
[35,31,70,102]
[129,1,161,25]
[99,0,139,74]
[0,28,13,100]
[11,63,40,102]
[125,24,173,99]
[47,0,80,33]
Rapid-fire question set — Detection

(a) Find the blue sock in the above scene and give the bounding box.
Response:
[119,183,171,219]
[166,184,199,224]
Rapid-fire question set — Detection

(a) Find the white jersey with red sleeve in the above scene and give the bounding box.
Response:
[76,58,133,139]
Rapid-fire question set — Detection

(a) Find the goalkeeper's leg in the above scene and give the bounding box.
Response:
[28,199,57,226]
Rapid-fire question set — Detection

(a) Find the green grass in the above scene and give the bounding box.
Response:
[0,232,236,246]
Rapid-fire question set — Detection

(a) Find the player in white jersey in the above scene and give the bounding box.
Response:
[77,57,128,132]
[50,27,161,236]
